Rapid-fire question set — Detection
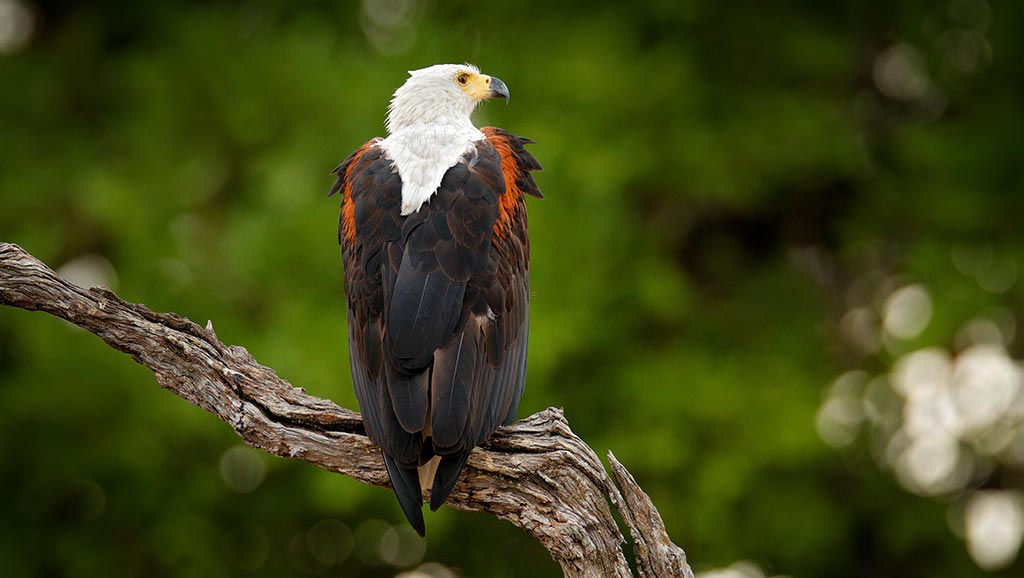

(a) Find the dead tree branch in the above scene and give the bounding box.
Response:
[0,242,693,578]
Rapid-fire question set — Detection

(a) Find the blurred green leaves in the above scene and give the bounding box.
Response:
[2,0,1023,576]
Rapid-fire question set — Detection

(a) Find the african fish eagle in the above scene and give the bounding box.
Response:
[329,64,542,535]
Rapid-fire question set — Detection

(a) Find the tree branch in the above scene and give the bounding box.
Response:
[0,242,693,578]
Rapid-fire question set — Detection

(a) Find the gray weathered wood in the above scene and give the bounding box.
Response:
[0,241,693,578]
[609,452,695,578]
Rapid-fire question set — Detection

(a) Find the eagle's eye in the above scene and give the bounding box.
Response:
[456,73,470,85]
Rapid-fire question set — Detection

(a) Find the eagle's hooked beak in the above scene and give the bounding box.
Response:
[488,76,510,104]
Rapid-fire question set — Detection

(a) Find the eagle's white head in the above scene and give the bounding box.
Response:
[385,64,509,134]
[379,63,511,215]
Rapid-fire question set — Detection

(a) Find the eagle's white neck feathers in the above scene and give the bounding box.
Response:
[377,64,486,216]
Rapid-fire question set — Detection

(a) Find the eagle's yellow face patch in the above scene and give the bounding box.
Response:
[455,70,494,100]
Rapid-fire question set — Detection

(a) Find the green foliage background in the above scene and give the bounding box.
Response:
[1,0,1022,576]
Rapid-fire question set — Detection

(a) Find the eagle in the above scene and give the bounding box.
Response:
[329,64,542,535]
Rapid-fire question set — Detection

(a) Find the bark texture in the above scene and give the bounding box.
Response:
[0,242,693,578]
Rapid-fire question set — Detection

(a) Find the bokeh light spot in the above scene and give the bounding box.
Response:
[953,345,1021,433]
[977,257,1018,294]
[873,43,931,102]
[816,371,868,448]
[965,490,1024,570]
[57,254,118,290]
[947,0,992,30]
[378,525,426,567]
[883,284,932,340]
[64,478,106,522]
[696,560,791,578]
[937,28,991,74]
[893,437,966,495]
[892,348,950,401]
[360,0,418,55]
[951,243,994,277]
[395,562,460,578]
[306,518,353,566]
[353,518,392,565]
[0,0,33,55]
[218,445,266,493]
[840,307,880,354]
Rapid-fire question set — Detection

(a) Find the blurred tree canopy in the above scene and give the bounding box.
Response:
[2,0,1023,576]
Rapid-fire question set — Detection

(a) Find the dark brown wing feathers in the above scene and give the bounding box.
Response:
[333,128,540,534]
